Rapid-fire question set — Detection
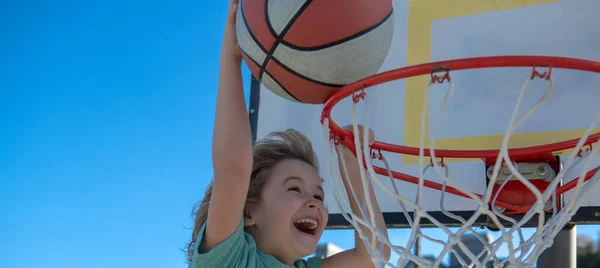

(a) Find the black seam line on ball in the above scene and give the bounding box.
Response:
[240,0,270,57]
[259,0,313,81]
[269,56,345,88]
[240,49,262,71]
[280,9,394,52]
[262,70,301,102]
[264,0,279,40]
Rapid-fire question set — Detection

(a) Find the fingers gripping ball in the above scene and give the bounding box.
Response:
[236,0,394,104]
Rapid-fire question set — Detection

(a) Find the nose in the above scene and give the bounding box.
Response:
[306,199,321,210]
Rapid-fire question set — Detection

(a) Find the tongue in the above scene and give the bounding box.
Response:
[294,222,313,234]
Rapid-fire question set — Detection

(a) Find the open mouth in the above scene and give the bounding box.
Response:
[293,218,319,236]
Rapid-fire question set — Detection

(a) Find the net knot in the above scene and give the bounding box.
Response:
[502,233,512,242]
[478,207,490,215]
[448,235,460,246]
[535,236,547,248]
[534,202,545,212]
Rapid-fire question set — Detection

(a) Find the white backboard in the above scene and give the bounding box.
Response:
[250,0,600,228]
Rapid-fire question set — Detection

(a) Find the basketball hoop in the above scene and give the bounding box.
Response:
[320,56,600,267]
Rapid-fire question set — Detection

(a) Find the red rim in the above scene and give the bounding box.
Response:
[322,55,600,159]
[321,55,600,212]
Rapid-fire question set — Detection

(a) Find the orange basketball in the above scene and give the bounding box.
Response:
[236,0,394,104]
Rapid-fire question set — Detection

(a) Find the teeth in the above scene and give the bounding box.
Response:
[294,218,318,229]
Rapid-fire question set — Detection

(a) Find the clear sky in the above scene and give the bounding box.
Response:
[1,1,598,268]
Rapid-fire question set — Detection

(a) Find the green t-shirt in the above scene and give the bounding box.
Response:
[188,220,322,268]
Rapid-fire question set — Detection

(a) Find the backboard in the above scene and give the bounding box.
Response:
[249,0,600,229]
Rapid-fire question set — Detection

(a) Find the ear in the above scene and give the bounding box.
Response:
[243,202,257,227]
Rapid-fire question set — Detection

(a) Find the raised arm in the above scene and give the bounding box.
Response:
[201,0,253,252]
[322,125,391,268]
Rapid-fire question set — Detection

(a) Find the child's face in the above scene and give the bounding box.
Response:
[246,158,328,263]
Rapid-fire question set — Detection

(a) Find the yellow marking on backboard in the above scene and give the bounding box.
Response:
[401,0,596,165]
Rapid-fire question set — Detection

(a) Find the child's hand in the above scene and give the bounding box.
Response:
[338,125,375,159]
[222,0,242,62]
[342,124,375,148]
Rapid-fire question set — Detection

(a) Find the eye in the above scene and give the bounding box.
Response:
[314,195,324,201]
[288,186,301,192]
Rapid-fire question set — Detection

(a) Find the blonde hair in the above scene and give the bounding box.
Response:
[185,129,319,262]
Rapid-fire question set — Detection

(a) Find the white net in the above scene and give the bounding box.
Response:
[321,68,600,268]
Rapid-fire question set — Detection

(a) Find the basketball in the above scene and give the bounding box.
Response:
[235,0,394,104]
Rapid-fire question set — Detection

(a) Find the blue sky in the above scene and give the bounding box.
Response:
[1,1,598,268]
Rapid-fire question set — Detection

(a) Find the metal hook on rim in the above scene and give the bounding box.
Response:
[424,158,449,177]
[370,148,383,160]
[352,88,367,103]
[577,143,594,158]
[330,132,342,145]
[430,66,451,84]
[530,65,553,81]
[429,157,445,168]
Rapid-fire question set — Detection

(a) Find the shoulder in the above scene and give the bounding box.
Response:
[294,256,322,268]
[188,219,258,268]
